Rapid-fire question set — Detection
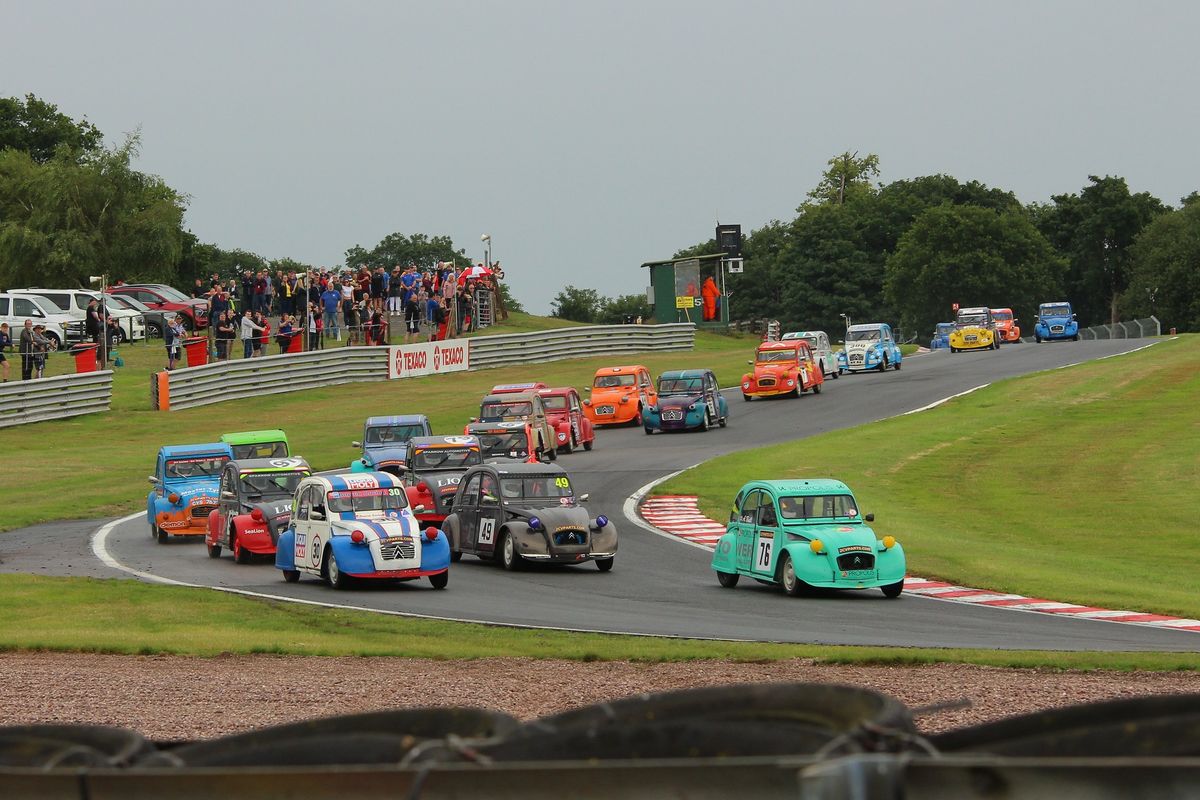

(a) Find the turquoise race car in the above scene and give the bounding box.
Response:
[711,479,905,598]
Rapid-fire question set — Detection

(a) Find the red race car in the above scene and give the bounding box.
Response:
[537,387,594,453]
[206,457,311,563]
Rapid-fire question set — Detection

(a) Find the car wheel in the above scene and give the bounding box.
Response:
[500,531,521,571]
[894,359,901,370]
[881,580,904,599]
[1035,335,1042,343]
[742,393,752,402]
[233,535,251,564]
[877,357,887,373]
[595,557,614,572]
[156,527,168,544]
[717,571,739,588]
[207,542,222,559]
[450,551,462,563]
[583,438,593,451]
[147,323,163,340]
[644,426,654,435]
[324,548,350,589]
[718,413,727,428]
[831,367,839,379]
[429,571,449,589]
[950,346,958,353]
[780,554,804,597]
[812,381,821,394]
[633,405,643,426]
[700,411,709,432]
[150,523,158,538]
[1073,333,1080,342]
[282,569,301,583]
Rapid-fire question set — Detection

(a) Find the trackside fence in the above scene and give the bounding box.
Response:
[0,371,113,428]
[1020,316,1161,343]
[153,323,696,411]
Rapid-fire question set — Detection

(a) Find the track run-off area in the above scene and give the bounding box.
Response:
[12,337,1197,652]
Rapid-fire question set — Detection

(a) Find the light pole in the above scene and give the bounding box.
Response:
[480,233,491,269]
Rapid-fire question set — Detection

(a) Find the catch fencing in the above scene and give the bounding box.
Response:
[0,371,113,428]
[153,323,695,411]
[1079,316,1161,340]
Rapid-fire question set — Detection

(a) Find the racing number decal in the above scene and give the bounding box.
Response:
[478,518,496,546]
[310,535,322,569]
[554,477,570,489]
[755,533,773,571]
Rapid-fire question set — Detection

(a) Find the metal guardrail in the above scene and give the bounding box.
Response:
[0,371,113,428]
[154,324,696,411]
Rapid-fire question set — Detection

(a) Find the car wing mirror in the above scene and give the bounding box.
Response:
[351,440,361,448]
[310,508,326,521]
[414,504,426,512]
[579,493,590,502]
[482,494,498,504]
[221,490,236,499]
[148,475,160,485]
[865,513,875,522]
[582,387,590,393]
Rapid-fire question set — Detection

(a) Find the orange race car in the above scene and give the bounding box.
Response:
[582,365,657,426]
[991,307,1022,343]
[741,340,823,400]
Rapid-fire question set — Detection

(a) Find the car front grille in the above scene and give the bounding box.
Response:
[1051,325,1065,333]
[190,505,215,519]
[595,405,615,415]
[836,553,875,571]
[848,354,864,365]
[380,539,416,560]
[553,529,588,546]
[758,377,776,387]
[662,410,684,421]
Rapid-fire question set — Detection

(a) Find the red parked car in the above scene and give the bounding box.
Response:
[108,284,210,329]
[537,387,595,453]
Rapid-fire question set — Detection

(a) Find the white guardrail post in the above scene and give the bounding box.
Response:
[154,324,696,411]
[0,371,113,428]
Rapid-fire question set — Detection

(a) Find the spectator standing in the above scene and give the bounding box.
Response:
[0,322,12,381]
[425,290,438,325]
[387,267,403,314]
[85,298,103,345]
[307,302,322,350]
[191,278,207,299]
[240,309,264,359]
[276,315,295,354]
[370,267,385,314]
[341,281,356,341]
[430,298,447,342]
[403,291,422,344]
[253,311,269,357]
[240,270,253,310]
[20,320,37,379]
[215,311,235,361]
[31,324,50,378]
[321,283,341,339]
[263,272,275,316]
[165,315,185,370]
[456,285,473,334]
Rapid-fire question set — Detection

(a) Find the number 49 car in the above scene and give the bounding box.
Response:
[275,472,450,590]
[711,479,904,598]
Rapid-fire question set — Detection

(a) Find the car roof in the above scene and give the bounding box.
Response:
[409,435,480,448]
[782,330,824,339]
[657,369,710,380]
[302,472,403,491]
[957,306,990,314]
[752,478,852,495]
[365,415,428,426]
[536,386,578,396]
[758,340,801,350]
[487,462,568,477]
[467,421,528,432]
[492,382,548,393]
[1040,301,1071,307]
[481,392,539,403]
[990,308,1013,313]
[220,429,288,444]
[160,443,232,458]
[591,365,647,376]
[228,457,311,472]
[848,323,889,331]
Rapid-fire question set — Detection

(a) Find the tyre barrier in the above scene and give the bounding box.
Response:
[2,686,1199,798]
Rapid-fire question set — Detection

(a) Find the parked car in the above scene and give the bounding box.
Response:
[991,308,1022,343]
[930,322,955,350]
[711,479,905,598]
[442,463,617,571]
[581,365,657,427]
[644,369,728,433]
[10,288,146,343]
[206,457,312,563]
[275,472,450,589]
[537,386,595,452]
[351,415,433,474]
[837,323,903,373]
[106,293,168,339]
[400,435,483,527]
[1034,301,1080,342]
[0,293,71,350]
[107,284,210,329]
[781,330,838,379]
[147,443,233,543]
[475,392,557,460]
[949,307,999,352]
[220,429,290,460]
[467,421,540,464]
[741,340,823,400]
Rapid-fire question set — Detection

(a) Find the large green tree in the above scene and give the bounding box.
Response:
[596,293,652,325]
[1033,176,1166,324]
[345,232,471,271]
[550,285,602,323]
[0,135,186,288]
[1121,197,1200,331]
[885,204,1063,337]
[0,93,103,163]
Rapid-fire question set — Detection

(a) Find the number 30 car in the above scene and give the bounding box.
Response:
[711,479,905,598]
[275,472,450,590]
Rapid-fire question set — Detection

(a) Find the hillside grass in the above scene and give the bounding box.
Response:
[658,336,1200,619]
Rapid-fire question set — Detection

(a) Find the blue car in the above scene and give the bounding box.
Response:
[838,323,903,373]
[1034,302,1080,342]
[644,369,728,433]
[276,471,450,589]
[147,443,233,543]
[351,415,432,474]
[930,322,954,350]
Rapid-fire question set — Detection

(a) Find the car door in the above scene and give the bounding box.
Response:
[568,392,583,442]
[217,466,238,545]
[475,472,502,555]
[639,369,657,408]
[752,491,781,578]
[294,486,324,574]
[734,489,762,573]
[456,473,481,553]
[703,372,719,419]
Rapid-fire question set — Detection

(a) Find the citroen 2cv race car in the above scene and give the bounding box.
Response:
[949,307,999,352]
[206,457,312,563]
[838,323,903,373]
[351,415,433,474]
[442,463,617,571]
[147,443,233,543]
[741,340,823,400]
[644,369,728,433]
[991,308,1022,343]
[400,435,483,526]
[582,365,657,426]
[1034,301,1080,342]
[537,386,595,453]
[275,472,450,589]
[220,429,290,460]
[711,479,905,598]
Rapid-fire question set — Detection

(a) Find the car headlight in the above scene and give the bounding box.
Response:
[742,381,750,389]
[786,379,795,387]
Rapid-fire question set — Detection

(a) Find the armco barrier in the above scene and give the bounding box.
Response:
[0,371,113,428]
[153,323,696,411]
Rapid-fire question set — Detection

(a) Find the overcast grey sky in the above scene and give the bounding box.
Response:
[4,0,1198,312]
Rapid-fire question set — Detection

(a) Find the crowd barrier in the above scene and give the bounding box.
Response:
[0,371,113,428]
[152,323,696,411]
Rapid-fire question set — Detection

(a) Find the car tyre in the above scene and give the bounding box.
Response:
[718,413,727,428]
[282,569,300,583]
[233,535,251,564]
[1034,334,1042,343]
[500,531,521,571]
[881,580,904,598]
[699,411,709,432]
[583,438,593,451]
[147,323,163,339]
[595,557,614,572]
[156,527,169,544]
[1073,333,1080,342]
[429,571,449,589]
[716,571,739,588]
[742,393,752,401]
[877,356,887,373]
[780,554,804,597]
[812,381,821,394]
[450,551,462,563]
[324,548,351,589]
[207,543,222,559]
[894,359,901,370]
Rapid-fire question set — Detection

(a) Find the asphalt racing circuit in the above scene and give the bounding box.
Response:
[7,339,1196,652]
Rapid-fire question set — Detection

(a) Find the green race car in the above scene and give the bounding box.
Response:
[711,479,905,598]
[220,429,290,460]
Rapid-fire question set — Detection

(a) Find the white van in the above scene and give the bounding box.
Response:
[10,288,146,343]
[0,293,72,350]
[781,330,838,379]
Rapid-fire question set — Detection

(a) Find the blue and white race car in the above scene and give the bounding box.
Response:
[276,471,450,589]
[837,323,903,373]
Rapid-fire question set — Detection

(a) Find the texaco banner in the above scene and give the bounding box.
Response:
[387,341,471,380]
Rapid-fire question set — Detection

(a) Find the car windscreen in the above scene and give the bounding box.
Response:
[479,433,529,457]
[154,286,192,302]
[108,294,152,312]
[499,475,575,503]
[848,329,881,342]
[992,311,1013,321]
[756,349,797,363]
[957,314,989,327]
[1040,305,1071,317]
[481,401,532,417]
[240,471,307,498]
[594,374,635,388]
[412,447,481,471]
[164,456,228,480]
[658,377,702,395]
[326,486,409,513]
[231,442,288,459]
[365,424,426,445]
[778,494,859,521]
[539,395,568,410]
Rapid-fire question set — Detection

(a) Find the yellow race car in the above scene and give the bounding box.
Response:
[949,306,999,352]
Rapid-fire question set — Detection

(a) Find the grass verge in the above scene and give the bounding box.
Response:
[657,336,1200,619]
